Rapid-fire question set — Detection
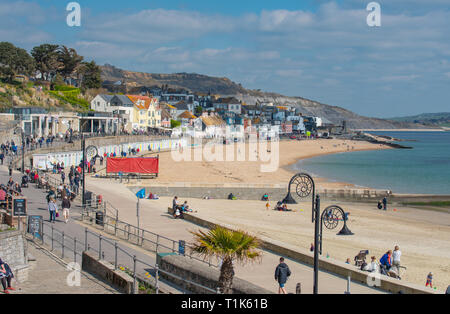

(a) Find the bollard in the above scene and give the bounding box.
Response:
[345,276,351,294]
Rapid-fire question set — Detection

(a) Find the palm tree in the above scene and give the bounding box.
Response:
[190,227,262,294]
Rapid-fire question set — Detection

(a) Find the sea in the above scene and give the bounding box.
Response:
[293,131,450,195]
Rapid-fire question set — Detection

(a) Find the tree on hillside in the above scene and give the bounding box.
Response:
[190,227,262,294]
[0,42,35,82]
[57,45,84,84]
[78,61,102,90]
[31,44,60,81]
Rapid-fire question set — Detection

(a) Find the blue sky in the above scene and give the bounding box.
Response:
[1,0,450,118]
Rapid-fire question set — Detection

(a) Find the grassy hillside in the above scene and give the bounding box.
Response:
[0,80,92,112]
[389,112,450,126]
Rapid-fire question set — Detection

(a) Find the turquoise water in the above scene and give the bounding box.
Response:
[294,131,450,195]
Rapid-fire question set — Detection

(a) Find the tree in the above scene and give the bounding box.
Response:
[190,227,261,294]
[170,119,181,128]
[31,44,60,81]
[57,45,83,83]
[194,105,203,116]
[79,61,102,90]
[0,42,35,82]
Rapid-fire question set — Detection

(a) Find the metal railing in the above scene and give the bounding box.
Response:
[24,219,218,294]
[80,205,219,268]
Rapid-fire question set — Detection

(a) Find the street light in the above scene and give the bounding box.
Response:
[82,134,86,208]
[282,172,354,294]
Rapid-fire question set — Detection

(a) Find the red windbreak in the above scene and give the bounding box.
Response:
[106,157,159,174]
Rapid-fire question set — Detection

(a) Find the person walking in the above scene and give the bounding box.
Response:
[61,196,71,223]
[48,197,58,223]
[382,197,388,211]
[8,163,12,176]
[274,257,291,294]
[61,171,65,185]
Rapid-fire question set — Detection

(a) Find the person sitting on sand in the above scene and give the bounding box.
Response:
[228,193,237,200]
[377,200,383,210]
[262,193,269,201]
[181,201,192,213]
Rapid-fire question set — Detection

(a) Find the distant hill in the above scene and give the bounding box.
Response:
[389,112,450,127]
[100,64,431,130]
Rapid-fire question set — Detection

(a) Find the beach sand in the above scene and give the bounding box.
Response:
[152,138,388,187]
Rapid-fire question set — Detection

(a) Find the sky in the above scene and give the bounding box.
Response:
[1,0,450,118]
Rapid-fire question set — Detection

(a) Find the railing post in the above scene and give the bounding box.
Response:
[114,242,118,270]
[155,263,160,294]
[84,228,88,251]
[51,224,54,251]
[156,235,159,254]
[99,235,102,260]
[74,237,77,263]
[62,231,65,259]
[115,209,118,236]
[133,255,137,294]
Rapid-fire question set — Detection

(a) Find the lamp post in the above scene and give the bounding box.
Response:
[283,172,354,294]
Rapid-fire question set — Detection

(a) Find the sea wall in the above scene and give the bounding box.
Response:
[82,250,136,294]
[129,184,391,201]
[157,253,272,294]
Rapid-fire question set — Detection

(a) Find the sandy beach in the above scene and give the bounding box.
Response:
[151,138,389,187]
[89,138,449,291]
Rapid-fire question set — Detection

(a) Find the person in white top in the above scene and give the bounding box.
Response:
[392,245,402,275]
[364,256,379,273]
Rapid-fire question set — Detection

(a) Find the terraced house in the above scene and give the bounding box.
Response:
[127,95,161,131]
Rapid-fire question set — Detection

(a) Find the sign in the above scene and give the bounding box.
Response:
[13,198,27,217]
[178,240,186,255]
[27,215,43,239]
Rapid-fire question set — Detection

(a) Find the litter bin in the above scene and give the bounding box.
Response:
[84,191,93,207]
[95,211,104,226]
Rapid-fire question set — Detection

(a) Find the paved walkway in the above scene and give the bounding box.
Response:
[9,241,119,294]
[0,167,183,294]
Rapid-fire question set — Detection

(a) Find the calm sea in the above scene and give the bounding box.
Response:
[293,131,450,195]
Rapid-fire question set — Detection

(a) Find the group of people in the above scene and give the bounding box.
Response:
[356,246,403,279]
[377,197,388,211]
[46,186,72,224]
[172,196,193,219]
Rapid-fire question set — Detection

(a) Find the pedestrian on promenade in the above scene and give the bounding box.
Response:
[274,257,291,294]
[0,152,4,165]
[61,196,71,224]
[48,197,58,223]
[382,197,388,211]
[8,163,12,176]
[61,172,65,185]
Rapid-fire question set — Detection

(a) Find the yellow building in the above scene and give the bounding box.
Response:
[127,95,161,130]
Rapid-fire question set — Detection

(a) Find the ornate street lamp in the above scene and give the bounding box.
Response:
[282,172,354,294]
[14,126,25,174]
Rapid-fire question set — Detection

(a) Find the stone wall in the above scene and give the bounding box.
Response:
[0,230,29,282]
[156,253,272,294]
[82,251,136,294]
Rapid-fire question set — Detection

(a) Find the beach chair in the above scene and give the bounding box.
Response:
[354,250,369,267]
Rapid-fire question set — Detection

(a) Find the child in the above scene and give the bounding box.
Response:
[266,202,270,210]
[426,272,433,288]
